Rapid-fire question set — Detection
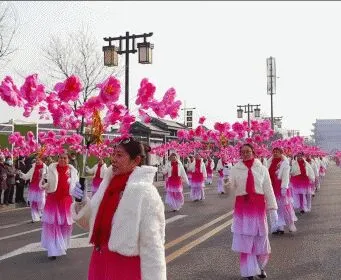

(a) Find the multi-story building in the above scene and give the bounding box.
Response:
[311,119,341,153]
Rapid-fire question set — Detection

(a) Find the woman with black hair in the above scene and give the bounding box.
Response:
[230,143,277,280]
[71,137,166,280]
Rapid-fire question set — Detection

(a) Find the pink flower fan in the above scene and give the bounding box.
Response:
[135,78,156,108]
[0,76,24,107]
[20,74,46,106]
[199,116,206,125]
[97,76,121,105]
[54,75,82,102]
[177,129,188,140]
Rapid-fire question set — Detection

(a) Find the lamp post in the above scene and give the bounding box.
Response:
[236,104,261,137]
[266,56,277,130]
[102,31,154,110]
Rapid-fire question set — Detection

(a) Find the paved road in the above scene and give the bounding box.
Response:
[1,166,341,279]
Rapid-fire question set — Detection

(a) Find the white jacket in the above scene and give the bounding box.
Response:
[290,159,315,182]
[71,165,166,280]
[164,160,189,185]
[20,163,48,183]
[188,158,207,179]
[230,159,277,210]
[43,163,79,194]
[307,159,319,178]
[86,163,108,179]
[267,156,290,189]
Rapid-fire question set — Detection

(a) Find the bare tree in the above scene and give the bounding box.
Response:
[0,2,18,63]
[42,27,124,106]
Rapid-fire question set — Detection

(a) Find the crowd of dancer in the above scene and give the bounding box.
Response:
[161,144,329,279]
[3,136,331,280]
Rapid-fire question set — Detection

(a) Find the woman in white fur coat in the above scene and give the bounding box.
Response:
[19,156,48,222]
[85,158,108,196]
[187,154,207,201]
[267,147,297,234]
[290,152,315,213]
[71,137,166,280]
[163,153,189,211]
[40,152,79,260]
[230,143,278,280]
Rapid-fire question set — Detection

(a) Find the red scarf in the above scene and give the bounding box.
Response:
[195,159,201,173]
[171,161,178,177]
[243,158,255,195]
[94,163,103,179]
[55,165,70,199]
[90,171,132,247]
[298,159,307,176]
[269,158,282,197]
[31,163,43,185]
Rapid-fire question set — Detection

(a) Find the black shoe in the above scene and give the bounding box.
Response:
[221,192,225,194]
[48,256,56,260]
[257,269,267,278]
[272,230,280,235]
[278,230,285,235]
[300,210,305,214]
[246,277,254,280]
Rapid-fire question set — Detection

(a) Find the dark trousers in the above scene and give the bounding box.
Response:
[1,186,14,204]
[15,181,26,203]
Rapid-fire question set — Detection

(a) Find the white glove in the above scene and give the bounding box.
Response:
[281,188,287,196]
[72,182,84,200]
[85,166,90,173]
[269,209,278,224]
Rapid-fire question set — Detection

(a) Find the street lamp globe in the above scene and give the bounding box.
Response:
[254,107,261,118]
[137,42,154,64]
[237,108,243,118]
[103,45,119,67]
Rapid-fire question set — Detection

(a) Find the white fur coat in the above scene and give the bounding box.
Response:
[43,163,79,194]
[267,156,290,189]
[71,165,166,280]
[188,158,207,179]
[20,163,48,183]
[290,159,315,182]
[230,159,277,210]
[86,163,108,179]
[163,160,189,186]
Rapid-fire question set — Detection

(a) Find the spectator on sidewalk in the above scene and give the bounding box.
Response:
[15,156,30,206]
[0,156,7,205]
[5,156,16,205]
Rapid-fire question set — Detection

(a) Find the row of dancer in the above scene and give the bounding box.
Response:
[230,144,330,280]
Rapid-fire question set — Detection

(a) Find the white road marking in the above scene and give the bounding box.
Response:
[0,228,42,241]
[0,220,34,230]
[0,237,92,261]
[166,215,187,224]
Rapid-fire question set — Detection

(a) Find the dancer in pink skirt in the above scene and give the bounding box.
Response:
[216,158,226,194]
[19,156,48,222]
[86,158,108,196]
[188,154,207,201]
[268,147,297,234]
[41,152,79,260]
[205,156,214,185]
[230,144,277,280]
[290,152,315,213]
[163,153,189,211]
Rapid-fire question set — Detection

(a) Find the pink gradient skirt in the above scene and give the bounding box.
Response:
[41,194,73,256]
[232,194,270,255]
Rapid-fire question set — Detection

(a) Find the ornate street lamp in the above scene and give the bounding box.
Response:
[103,45,119,67]
[137,41,154,64]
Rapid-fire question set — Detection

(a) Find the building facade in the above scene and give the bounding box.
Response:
[311,119,341,153]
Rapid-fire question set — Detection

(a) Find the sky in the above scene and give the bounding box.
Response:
[1,1,341,137]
